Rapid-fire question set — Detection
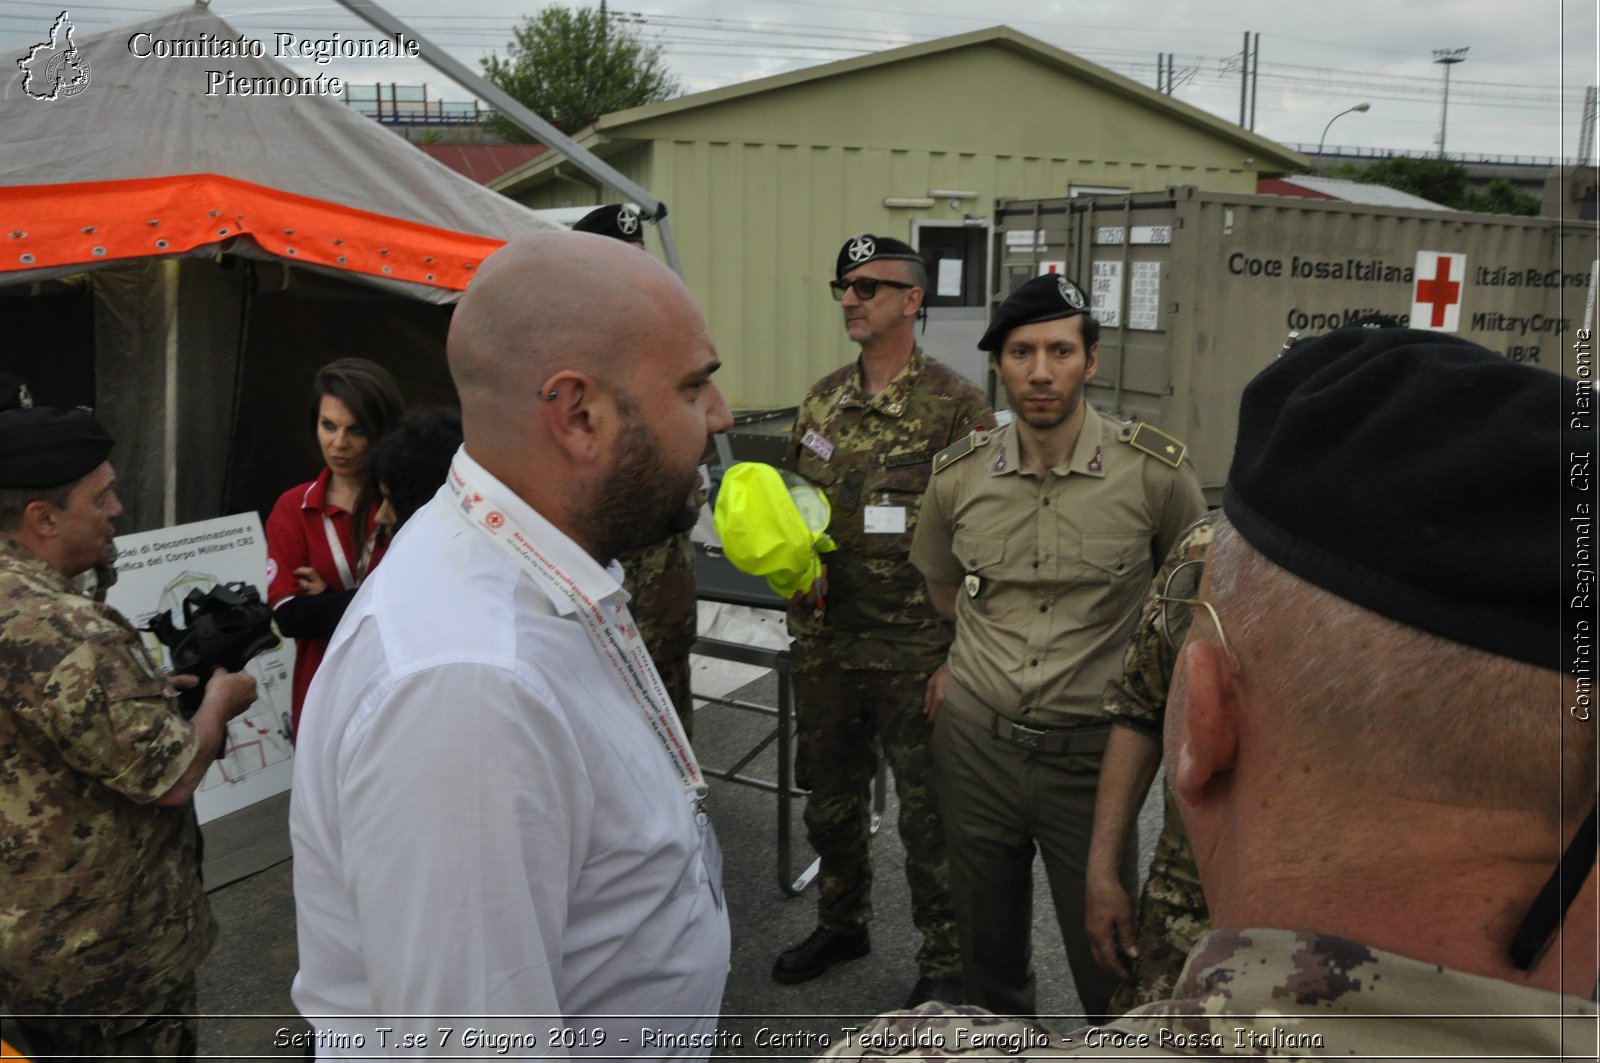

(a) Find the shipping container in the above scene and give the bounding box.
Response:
[992,186,1597,499]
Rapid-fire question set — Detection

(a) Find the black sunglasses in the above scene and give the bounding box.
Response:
[828,277,916,301]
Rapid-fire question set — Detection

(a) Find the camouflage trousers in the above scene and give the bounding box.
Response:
[620,532,698,740]
[8,972,199,1061]
[1107,785,1210,1015]
[791,644,960,978]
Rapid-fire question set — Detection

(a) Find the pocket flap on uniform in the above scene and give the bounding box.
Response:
[1080,534,1146,578]
[953,531,1006,572]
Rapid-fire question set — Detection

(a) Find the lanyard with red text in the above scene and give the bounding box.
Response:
[446,458,708,812]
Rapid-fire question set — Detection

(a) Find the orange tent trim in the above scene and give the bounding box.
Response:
[1,173,510,291]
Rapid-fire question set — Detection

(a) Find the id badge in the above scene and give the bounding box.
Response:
[863,505,906,535]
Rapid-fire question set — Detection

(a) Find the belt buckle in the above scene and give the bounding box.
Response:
[1010,720,1048,750]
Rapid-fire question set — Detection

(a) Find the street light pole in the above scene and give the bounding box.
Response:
[1433,47,1469,157]
[1317,103,1372,163]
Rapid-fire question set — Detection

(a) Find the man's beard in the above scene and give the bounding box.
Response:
[1008,379,1085,431]
[589,411,701,562]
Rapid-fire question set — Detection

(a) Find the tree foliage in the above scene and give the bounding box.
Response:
[481,5,678,141]
[1324,156,1541,216]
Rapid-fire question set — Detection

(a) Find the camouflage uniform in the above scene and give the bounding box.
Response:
[619,530,698,739]
[787,346,993,978]
[0,537,214,1057]
[1100,514,1217,1014]
[815,929,1599,1058]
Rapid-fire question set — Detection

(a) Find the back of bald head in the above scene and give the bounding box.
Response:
[448,231,694,441]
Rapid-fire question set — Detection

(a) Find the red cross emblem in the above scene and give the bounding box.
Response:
[1411,251,1466,331]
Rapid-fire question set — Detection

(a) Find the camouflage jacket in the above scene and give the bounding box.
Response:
[815,929,1598,1059]
[1102,513,1218,890]
[787,346,994,669]
[0,537,215,1015]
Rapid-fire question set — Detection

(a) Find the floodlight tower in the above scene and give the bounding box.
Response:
[1433,47,1469,157]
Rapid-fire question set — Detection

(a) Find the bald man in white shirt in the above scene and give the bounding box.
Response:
[290,232,735,1058]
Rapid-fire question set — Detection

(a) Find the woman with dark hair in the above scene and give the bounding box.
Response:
[265,358,404,738]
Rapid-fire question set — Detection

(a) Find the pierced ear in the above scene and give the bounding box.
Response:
[1170,639,1240,806]
[539,371,603,464]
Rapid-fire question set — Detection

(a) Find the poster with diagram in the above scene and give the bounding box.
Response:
[105,514,295,825]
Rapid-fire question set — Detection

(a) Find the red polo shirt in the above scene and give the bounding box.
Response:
[265,469,386,736]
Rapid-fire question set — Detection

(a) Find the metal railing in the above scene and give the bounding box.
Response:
[1289,143,1588,168]
[341,82,490,126]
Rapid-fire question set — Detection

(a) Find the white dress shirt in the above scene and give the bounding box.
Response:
[290,449,730,1059]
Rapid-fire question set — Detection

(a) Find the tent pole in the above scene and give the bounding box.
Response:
[330,0,686,278]
[163,260,179,528]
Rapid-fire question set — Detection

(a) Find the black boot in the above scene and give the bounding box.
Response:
[772,926,870,984]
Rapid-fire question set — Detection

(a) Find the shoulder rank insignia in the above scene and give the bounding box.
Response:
[933,429,989,474]
[1125,423,1188,468]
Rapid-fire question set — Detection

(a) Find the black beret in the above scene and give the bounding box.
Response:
[572,204,644,244]
[1223,326,1564,670]
[0,406,115,488]
[836,233,923,280]
[977,273,1091,351]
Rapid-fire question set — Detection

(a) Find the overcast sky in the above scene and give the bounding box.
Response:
[4,0,1596,162]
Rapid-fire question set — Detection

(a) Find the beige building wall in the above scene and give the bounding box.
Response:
[499,31,1301,408]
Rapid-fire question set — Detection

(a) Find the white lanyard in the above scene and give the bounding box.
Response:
[320,514,354,590]
[445,458,708,809]
[319,513,378,589]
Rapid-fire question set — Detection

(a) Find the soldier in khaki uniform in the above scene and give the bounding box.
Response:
[574,203,702,736]
[0,407,258,1059]
[819,325,1597,1058]
[775,234,994,1007]
[912,273,1205,1020]
[1086,514,1216,1013]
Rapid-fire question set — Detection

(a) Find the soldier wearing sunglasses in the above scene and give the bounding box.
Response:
[777,233,993,1007]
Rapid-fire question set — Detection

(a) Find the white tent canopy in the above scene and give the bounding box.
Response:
[0,3,559,529]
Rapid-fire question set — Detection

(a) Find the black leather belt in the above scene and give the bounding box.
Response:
[944,676,1110,755]
[989,714,1111,755]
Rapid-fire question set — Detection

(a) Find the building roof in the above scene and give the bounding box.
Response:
[417,144,550,185]
[1259,174,1451,211]
[494,25,1306,194]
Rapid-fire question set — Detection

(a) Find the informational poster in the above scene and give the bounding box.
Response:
[937,258,964,297]
[106,514,295,824]
[1092,260,1123,327]
[1129,261,1162,331]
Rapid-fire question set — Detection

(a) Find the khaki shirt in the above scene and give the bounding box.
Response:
[0,537,213,1014]
[912,409,1205,724]
[787,346,994,670]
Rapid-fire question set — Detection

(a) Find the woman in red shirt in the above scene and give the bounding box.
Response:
[265,359,404,738]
